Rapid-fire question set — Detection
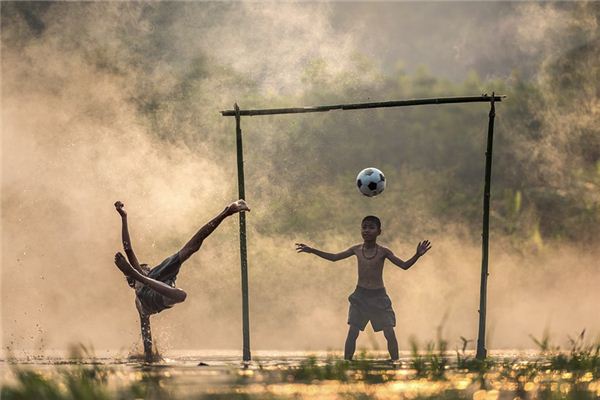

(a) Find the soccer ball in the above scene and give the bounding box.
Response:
[356,167,386,197]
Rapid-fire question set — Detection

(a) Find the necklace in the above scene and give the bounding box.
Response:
[362,244,378,260]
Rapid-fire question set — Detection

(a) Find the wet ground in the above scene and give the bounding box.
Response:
[2,350,599,399]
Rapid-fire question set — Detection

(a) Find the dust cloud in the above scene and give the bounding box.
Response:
[1,2,598,357]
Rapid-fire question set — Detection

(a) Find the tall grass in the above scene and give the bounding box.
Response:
[409,332,448,380]
[284,355,350,382]
[531,329,600,376]
[0,366,151,400]
[3,334,600,399]
[283,351,396,384]
[1,345,168,400]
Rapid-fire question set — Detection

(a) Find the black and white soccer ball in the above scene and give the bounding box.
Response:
[356,167,386,197]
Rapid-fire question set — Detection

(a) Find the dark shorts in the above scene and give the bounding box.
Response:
[137,253,182,315]
[348,286,396,332]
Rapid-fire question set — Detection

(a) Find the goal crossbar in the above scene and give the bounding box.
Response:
[221,95,504,117]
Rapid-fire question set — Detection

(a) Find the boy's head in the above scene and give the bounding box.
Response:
[361,215,381,241]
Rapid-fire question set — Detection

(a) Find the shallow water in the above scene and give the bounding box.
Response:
[2,350,599,399]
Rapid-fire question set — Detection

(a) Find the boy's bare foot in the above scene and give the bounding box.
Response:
[114,201,127,217]
[114,252,139,279]
[226,199,250,215]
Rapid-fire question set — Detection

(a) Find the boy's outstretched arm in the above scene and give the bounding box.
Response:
[114,201,142,273]
[385,240,432,270]
[295,243,355,262]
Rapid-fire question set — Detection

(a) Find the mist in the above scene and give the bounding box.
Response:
[2,2,599,356]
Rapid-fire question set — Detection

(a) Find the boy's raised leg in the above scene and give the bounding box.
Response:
[178,200,250,263]
[344,325,361,360]
[383,327,399,361]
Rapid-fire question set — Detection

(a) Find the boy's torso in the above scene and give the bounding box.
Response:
[352,244,386,289]
[135,253,182,316]
[135,280,177,316]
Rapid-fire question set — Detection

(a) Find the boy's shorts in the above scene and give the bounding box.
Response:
[136,253,182,315]
[348,286,396,332]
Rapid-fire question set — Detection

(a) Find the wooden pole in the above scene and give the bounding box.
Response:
[476,94,496,360]
[235,103,251,362]
[221,95,504,117]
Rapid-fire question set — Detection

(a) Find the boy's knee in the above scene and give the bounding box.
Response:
[348,326,361,339]
[383,327,396,340]
[169,289,187,304]
[177,290,187,303]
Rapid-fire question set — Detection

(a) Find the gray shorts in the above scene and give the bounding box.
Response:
[136,253,182,315]
[348,286,396,332]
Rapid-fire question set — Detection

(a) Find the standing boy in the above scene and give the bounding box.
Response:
[113,199,249,362]
[295,215,431,361]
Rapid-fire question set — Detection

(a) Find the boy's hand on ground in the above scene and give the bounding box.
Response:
[114,201,127,217]
[295,243,313,254]
[416,240,432,256]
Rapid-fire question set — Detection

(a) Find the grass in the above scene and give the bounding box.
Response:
[2,334,600,399]
[531,329,600,376]
[277,351,399,384]
[409,335,448,380]
[1,344,171,400]
[0,366,147,400]
[284,355,350,382]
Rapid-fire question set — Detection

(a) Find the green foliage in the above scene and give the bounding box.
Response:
[2,370,66,400]
[455,337,491,374]
[1,366,140,400]
[285,355,350,382]
[3,340,600,399]
[5,2,600,248]
[1,345,172,400]
[245,42,600,246]
[284,352,397,384]
[409,334,449,380]
[530,330,558,353]
[532,330,600,376]
[282,351,408,384]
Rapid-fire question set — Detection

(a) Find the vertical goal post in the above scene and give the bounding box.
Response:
[221,94,505,361]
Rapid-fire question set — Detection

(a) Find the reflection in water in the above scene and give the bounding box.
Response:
[1,351,599,399]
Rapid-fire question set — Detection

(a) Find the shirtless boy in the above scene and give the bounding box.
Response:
[113,199,249,362]
[295,215,431,361]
